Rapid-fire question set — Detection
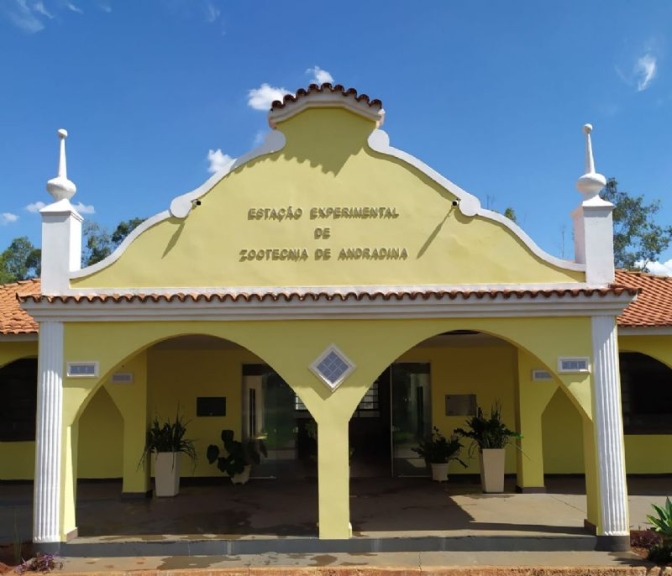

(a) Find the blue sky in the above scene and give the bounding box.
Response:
[1,1,671,273]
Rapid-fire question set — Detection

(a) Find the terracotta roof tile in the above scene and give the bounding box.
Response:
[270,83,382,112]
[0,279,40,335]
[615,270,672,328]
[16,285,636,305]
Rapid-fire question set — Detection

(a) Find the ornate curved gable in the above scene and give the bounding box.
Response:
[70,84,584,292]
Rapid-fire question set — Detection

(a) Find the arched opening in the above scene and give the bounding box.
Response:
[620,352,672,435]
[0,357,38,483]
[350,329,536,534]
[0,358,38,445]
[71,333,319,539]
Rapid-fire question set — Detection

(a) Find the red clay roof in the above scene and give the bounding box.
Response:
[0,279,40,335]
[5,273,672,334]
[16,285,635,305]
[615,270,672,328]
[270,83,383,112]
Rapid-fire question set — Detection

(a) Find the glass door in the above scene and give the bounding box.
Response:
[390,363,431,476]
[242,365,298,478]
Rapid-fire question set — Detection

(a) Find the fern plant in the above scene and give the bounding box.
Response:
[139,410,197,468]
[647,497,672,546]
[454,403,521,455]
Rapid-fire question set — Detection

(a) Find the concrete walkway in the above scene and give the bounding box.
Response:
[2,476,671,573]
[53,550,667,576]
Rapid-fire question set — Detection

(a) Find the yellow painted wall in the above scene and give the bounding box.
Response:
[72,108,583,291]
[617,334,672,474]
[0,442,35,480]
[77,386,123,478]
[542,387,585,473]
[0,340,38,480]
[147,346,261,478]
[399,344,519,474]
[11,323,672,482]
[0,340,37,368]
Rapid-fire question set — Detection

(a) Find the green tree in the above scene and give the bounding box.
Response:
[0,237,40,282]
[111,217,145,247]
[603,178,672,271]
[83,217,145,267]
[503,207,518,224]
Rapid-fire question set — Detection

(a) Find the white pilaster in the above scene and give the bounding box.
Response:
[591,315,629,536]
[40,201,82,294]
[41,128,82,295]
[33,321,64,544]
[572,124,614,286]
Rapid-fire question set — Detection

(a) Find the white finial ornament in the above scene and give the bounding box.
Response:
[575,123,606,200]
[46,128,77,201]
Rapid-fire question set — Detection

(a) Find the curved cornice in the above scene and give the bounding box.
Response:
[366,129,585,273]
[69,130,287,281]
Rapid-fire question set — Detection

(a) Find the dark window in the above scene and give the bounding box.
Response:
[0,358,38,441]
[620,352,672,434]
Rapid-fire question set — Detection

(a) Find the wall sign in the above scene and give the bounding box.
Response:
[197,397,226,417]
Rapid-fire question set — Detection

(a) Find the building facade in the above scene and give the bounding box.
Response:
[1,84,671,553]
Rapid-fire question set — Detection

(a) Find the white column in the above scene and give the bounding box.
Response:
[33,321,64,544]
[591,315,629,536]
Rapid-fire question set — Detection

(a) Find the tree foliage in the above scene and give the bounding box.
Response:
[0,237,41,283]
[0,217,145,283]
[82,217,145,267]
[503,207,518,224]
[603,178,672,271]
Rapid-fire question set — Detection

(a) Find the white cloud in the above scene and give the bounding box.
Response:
[635,54,657,91]
[4,0,46,32]
[646,259,672,276]
[64,1,83,14]
[26,201,46,213]
[202,0,219,23]
[73,202,95,215]
[3,0,113,31]
[0,213,19,225]
[247,83,291,111]
[33,1,53,18]
[306,66,334,85]
[207,149,234,174]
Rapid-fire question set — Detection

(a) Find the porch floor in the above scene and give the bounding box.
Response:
[1,476,669,555]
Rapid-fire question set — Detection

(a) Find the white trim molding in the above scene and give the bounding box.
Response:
[310,344,356,392]
[618,326,672,336]
[69,130,287,281]
[591,315,629,536]
[20,289,635,323]
[33,321,64,544]
[268,89,384,128]
[366,129,586,275]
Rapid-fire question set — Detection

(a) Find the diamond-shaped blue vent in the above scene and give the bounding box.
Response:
[315,351,350,385]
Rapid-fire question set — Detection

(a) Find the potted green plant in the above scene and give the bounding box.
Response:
[412,427,467,482]
[455,403,521,493]
[139,411,197,497]
[206,429,267,485]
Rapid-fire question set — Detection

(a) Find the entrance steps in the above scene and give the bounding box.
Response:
[57,533,599,557]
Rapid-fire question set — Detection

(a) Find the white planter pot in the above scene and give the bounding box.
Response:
[231,464,251,485]
[154,452,181,497]
[430,462,449,482]
[479,448,506,493]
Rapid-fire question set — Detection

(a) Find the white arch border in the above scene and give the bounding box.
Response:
[70,125,583,283]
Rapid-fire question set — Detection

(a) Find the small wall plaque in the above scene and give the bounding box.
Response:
[66,361,99,378]
[445,394,477,416]
[197,397,226,417]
